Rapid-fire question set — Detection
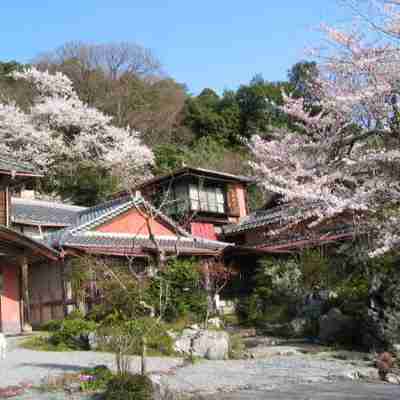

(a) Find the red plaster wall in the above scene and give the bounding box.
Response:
[191,222,217,240]
[0,265,21,333]
[96,209,176,236]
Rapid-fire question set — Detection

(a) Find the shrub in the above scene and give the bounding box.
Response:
[79,365,113,391]
[98,317,175,357]
[229,334,246,359]
[20,335,70,352]
[40,319,63,332]
[50,318,98,350]
[148,258,207,322]
[104,373,153,400]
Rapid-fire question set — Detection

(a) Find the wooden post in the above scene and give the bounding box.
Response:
[20,257,31,331]
[141,336,147,376]
[39,294,43,325]
[60,260,68,318]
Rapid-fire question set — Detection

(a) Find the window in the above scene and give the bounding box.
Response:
[216,187,225,213]
[189,184,226,214]
[189,184,200,210]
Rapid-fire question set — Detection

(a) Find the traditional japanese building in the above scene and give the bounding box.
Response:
[15,194,230,327]
[136,167,253,241]
[0,157,59,333]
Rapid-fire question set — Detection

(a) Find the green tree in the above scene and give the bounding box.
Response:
[41,161,119,206]
[236,74,291,138]
[183,88,228,141]
[288,60,319,103]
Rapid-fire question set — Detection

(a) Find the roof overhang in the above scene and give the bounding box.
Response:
[0,226,59,262]
[136,167,254,190]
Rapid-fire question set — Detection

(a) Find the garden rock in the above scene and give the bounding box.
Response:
[88,332,98,350]
[208,317,223,329]
[319,308,355,343]
[385,373,400,385]
[289,318,307,337]
[192,330,229,360]
[173,328,230,360]
[174,335,192,354]
[363,272,400,351]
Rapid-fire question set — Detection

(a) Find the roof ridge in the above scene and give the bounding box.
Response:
[71,197,136,234]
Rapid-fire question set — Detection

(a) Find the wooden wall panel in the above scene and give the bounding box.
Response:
[0,189,8,226]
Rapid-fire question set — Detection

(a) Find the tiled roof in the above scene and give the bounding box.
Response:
[0,155,39,176]
[70,195,189,237]
[0,225,59,260]
[136,167,254,190]
[222,201,324,235]
[47,195,230,255]
[54,232,228,254]
[12,197,86,227]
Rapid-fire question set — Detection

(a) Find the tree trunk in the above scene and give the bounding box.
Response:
[202,260,215,322]
[141,336,147,375]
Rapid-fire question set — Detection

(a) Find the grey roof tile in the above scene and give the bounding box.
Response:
[0,155,38,175]
[223,201,324,235]
[12,197,86,226]
[60,233,229,253]
[47,194,230,254]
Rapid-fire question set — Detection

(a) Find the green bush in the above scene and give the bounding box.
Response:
[20,335,70,352]
[148,258,208,323]
[229,334,246,359]
[99,317,175,356]
[40,319,63,332]
[104,373,153,400]
[79,365,113,391]
[50,318,98,350]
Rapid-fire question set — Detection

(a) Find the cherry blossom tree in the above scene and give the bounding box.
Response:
[0,67,153,194]
[249,0,400,256]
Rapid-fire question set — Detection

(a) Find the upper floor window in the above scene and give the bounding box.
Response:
[189,184,225,213]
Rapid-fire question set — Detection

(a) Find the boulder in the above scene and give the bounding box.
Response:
[88,332,98,350]
[173,328,230,360]
[289,318,308,337]
[385,373,400,385]
[192,330,229,360]
[319,308,355,343]
[207,317,223,329]
[173,335,192,354]
[363,272,400,351]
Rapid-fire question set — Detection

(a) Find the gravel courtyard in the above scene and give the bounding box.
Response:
[1,340,399,399]
[0,346,182,388]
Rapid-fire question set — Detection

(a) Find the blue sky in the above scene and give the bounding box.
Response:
[1,1,351,94]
